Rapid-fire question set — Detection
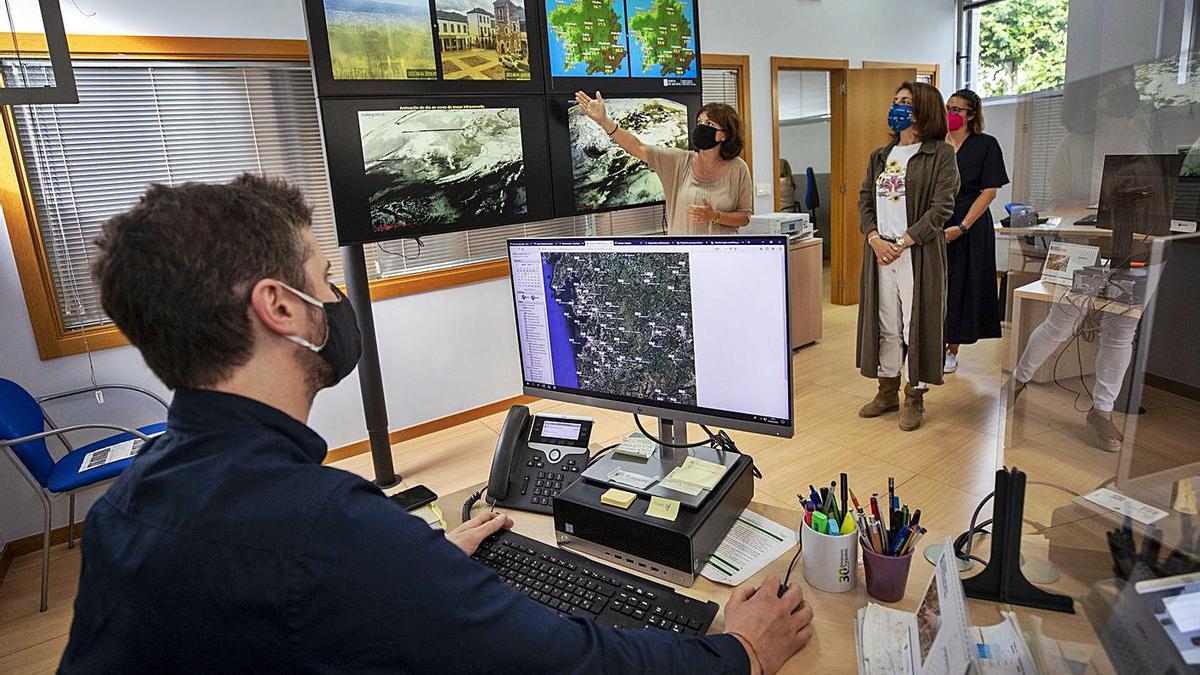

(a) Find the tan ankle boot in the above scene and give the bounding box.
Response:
[899,385,926,431]
[859,377,901,418]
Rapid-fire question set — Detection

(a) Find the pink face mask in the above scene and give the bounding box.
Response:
[947,111,965,132]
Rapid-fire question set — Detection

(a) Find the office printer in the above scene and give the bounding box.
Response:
[746,212,813,239]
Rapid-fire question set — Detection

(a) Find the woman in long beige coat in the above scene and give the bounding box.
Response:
[855,82,960,431]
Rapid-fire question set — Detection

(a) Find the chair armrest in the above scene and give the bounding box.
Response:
[37,384,169,411]
[0,423,151,448]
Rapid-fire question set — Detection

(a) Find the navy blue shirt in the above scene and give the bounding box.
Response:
[61,389,748,674]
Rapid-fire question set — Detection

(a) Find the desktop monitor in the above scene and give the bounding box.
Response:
[507,236,794,437]
[1097,154,1185,236]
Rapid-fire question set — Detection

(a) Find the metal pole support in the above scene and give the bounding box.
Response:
[342,244,400,489]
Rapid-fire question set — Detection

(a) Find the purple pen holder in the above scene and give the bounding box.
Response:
[862,547,913,603]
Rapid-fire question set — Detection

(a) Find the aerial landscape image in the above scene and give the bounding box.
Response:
[542,250,697,405]
[435,0,532,80]
[358,106,527,234]
[546,0,630,77]
[324,0,437,80]
[568,97,688,212]
[628,0,696,78]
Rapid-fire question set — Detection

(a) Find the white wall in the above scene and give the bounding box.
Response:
[0,0,958,545]
[699,0,958,213]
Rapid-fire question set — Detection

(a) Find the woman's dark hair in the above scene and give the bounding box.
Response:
[93,174,314,390]
[699,102,744,161]
[893,81,947,143]
[950,88,985,134]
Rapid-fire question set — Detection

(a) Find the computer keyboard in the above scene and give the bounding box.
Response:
[473,531,719,635]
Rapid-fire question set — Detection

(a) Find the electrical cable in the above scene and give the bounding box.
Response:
[952,491,994,565]
[633,414,712,449]
[461,489,484,523]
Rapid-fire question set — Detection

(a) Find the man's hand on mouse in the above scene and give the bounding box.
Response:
[723,575,815,675]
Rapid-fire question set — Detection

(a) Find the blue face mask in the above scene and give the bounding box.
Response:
[888,103,914,133]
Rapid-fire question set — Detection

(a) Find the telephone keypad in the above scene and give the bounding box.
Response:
[519,456,586,512]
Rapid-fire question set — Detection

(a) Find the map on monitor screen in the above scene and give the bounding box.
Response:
[358,106,528,235]
[323,0,438,80]
[546,0,631,78]
[627,0,696,79]
[568,97,687,212]
[541,250,697,405]
[434,0,532,80]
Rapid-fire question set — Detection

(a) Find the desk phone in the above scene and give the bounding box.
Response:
[486,405,593,514]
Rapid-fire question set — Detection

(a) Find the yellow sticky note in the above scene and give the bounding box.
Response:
[677,456,726,490]
[647,496,680,522]
[601,488,637,509]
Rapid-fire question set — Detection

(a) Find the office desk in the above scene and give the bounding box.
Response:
[439,483,1111,673]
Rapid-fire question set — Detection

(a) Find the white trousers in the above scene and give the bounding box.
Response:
[876,249,925,387]
[1013,294,1138,412]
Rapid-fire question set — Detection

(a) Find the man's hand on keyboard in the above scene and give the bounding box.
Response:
[723,575,815,675]
[448,511,514,556]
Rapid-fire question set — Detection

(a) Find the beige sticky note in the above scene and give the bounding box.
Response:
[676,456,727,490]
[647,496,680,522]
[601,488,637,509]
[659,468,703,495]
[1174,478,1199,515]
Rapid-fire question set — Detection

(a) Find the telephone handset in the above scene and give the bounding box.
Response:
[485,405,593,515]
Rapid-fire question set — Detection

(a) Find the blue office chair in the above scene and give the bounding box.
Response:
[0,379,168,611]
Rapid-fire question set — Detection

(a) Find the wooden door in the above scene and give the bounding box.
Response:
[829,67,916,305]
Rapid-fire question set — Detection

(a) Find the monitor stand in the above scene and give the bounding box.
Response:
[579,416,735,509]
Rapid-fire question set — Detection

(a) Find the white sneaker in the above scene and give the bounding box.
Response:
[944,350,958,374]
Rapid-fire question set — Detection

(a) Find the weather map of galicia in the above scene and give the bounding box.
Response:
[628,0,696,78]
[547,0,631,77]
[541,251,697,405]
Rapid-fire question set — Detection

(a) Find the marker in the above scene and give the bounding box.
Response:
[869,494,883,525]
[889,525,911,556]
[909,509,921,530]
[828,518,841,536]
[841,511,856,535]
[840,472,849,524]
[809,485,822,509]
[812,511,829,535]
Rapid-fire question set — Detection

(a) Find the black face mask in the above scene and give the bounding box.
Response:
[1103,83,1141,117]
[691,123,721,151]
[282,282,363,386]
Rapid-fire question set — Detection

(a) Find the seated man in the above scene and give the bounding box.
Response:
[61,174,814,674]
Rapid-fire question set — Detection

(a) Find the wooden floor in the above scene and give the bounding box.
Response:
[2,285,1195,672]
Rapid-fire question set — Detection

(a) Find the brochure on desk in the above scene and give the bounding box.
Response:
[856,539,975,675]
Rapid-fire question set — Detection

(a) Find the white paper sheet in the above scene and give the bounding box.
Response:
[1166,593,1200,633]
[1082,487,1168,524]
[859,603,917,675]
[975,612,1037,674]
[700,510,797,586]
[77,433,163,473]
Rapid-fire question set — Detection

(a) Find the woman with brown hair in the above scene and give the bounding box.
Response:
[856,82,960,431]
[942,88,1008,373]
[575,92,753,234]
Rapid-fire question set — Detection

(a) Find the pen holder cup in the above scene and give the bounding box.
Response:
[862,548,913,603]
[800,521,859,593]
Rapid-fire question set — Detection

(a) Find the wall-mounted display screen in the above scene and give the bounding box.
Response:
[547,94,699,217]
[321,97,553,245]
[542,0,700,93]
[304,0,546,95]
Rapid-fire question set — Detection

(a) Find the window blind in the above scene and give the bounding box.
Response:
[4,57,665,332]
[702,68,739,110]
[1021,92,1066,210]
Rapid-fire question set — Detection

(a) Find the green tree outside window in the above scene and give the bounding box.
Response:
[977,0,1069,97]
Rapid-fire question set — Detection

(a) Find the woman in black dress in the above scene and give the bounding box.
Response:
[943,89,1008,373]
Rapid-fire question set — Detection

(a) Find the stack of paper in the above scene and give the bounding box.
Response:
[701,510,797,586]
[660,456,728,495]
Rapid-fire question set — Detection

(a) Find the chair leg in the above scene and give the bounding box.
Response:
[40,501,51,612]
[68,494,76,549]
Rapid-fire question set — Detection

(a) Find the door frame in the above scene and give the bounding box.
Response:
[770,57,849,300]
[862,60,941,88]
[700,53,754,174]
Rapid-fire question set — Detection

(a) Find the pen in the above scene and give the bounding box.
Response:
[869,494,882,525]
[909,509,921,530]
[874,516,889,552]
[889,525,911,556]
[849,488,865,516]
[902,505,910,527]
[819,487,829,509]
[867,516,883,552]
[809,485,822,509]
[902,528,927,556]
[829,481,839,519]
[827,492,841,522]
[887,478,895,530]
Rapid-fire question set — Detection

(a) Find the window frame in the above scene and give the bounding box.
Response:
[2,34,515,361]
[699,53,753,174]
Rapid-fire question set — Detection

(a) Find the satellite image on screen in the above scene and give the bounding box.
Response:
[542,250,696,404]
[546,0,630,77]
[359,106,527,234]
[627,0,696,78]
[435,0,531,80]
[324,0,437,80]
[569,97,687,212]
